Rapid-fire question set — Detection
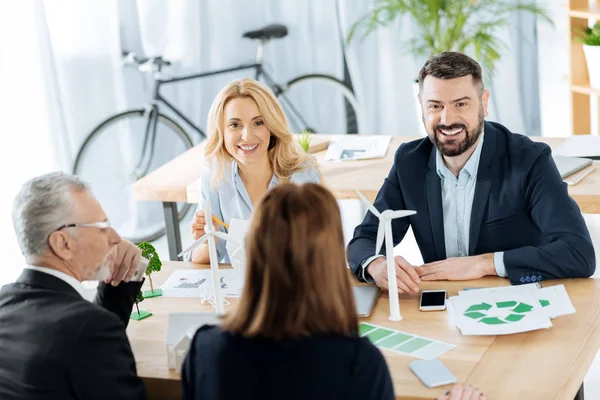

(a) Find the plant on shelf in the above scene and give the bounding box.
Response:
[297,130,311,153]
[577,23,600,46]
[138,242,163,298]
[576,23,600,89]
[130,290,152,321]
[347,0,552,77]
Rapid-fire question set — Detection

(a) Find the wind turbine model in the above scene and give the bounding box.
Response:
[178,201,238,313]
[355,189,416,321]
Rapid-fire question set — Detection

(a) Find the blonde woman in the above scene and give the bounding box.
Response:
[187,78,320,264]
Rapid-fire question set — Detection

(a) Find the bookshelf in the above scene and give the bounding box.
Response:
[568,1,600,134]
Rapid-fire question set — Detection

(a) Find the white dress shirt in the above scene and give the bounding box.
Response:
[23,265,87,298]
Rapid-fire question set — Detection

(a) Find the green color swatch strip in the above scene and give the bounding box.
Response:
[358,323,377,336]
[364,328,394,344]
[395,337,433,353]
[377,333,414,349]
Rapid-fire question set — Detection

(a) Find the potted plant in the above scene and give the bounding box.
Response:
[297,130,311,153]
[347,0,552,131]
[576,23,600,89]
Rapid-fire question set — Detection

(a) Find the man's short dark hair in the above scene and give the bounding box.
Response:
[418,52,484,94]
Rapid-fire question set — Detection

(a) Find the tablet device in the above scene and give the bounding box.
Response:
[353,285,380,317]
[553,155,593,179]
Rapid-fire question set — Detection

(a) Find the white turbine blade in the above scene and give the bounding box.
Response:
[376,220,385,255]
[354,189,381,218]
[213,231,238,244]
[177,235,208,257]
[388,210,416,219]
[204,200,214,233]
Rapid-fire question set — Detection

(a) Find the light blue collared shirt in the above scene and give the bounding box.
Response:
[435,131,506,277]
[189,160,321,263]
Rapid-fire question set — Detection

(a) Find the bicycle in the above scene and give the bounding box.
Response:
[73,23,364,244]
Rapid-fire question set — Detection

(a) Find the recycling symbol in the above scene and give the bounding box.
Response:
[463,300,550,325]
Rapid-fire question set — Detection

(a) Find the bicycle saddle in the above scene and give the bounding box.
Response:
[242,24,288,40]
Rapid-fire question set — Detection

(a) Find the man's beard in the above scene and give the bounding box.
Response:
[89,245,117,281]
[428,107,484,157]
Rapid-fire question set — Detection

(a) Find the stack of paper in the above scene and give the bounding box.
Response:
[447,284,575,335]
[324,135,391,161]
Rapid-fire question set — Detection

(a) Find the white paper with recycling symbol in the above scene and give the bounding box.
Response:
[448,291,553,335]
[225,218,251,283]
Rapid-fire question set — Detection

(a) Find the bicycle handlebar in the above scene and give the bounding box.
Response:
[121,51,172,70]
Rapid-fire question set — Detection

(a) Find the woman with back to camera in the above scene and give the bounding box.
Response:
[181,182,484,400]
[186,78,320,264]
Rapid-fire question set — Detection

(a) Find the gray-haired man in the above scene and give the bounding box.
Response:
[0,172,147,400]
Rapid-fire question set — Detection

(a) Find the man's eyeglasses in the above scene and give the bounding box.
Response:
[56,221,111,231]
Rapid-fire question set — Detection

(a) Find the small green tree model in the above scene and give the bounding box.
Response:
[138,242,163,298]
[130,289,152,321]
[134,290,145,315]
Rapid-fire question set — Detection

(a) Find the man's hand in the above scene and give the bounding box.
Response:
[367,256,421,293]
[415,254,496,281]
[107,239,142,286]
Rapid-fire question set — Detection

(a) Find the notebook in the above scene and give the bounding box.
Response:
[553,155,593,179]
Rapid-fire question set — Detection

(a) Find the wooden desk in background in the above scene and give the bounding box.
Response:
[132,135,600,260]
[127,261,600,400]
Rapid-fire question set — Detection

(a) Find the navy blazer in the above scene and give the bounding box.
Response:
[347,121,596,285]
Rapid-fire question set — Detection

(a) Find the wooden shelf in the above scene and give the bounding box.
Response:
[572,85,600,96]
[568,5,600,20]
[568,1,599,134]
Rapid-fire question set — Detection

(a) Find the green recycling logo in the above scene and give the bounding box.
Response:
[463,300,550,325]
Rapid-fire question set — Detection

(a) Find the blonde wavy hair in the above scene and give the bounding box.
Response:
[204,78,320,188]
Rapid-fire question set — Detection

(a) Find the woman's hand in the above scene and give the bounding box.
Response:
[437,384,485,400]
[191,210,218,240]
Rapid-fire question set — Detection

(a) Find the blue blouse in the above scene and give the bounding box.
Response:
[187,159,321,263]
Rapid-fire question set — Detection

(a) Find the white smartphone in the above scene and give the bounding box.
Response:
[419,290,447,311]
[409,359,457,388]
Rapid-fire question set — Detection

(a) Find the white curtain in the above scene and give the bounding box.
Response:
[2,0,550,286]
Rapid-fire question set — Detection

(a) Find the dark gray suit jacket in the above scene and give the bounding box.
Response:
[0,269,146,400]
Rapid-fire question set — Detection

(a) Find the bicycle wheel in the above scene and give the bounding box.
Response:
[276,74,365,134]
[73,109,193,244]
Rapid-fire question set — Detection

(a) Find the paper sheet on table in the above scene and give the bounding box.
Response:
[324,136,391,161]
[448,291,553,335]
[553,135,600,158]
[457,283,541,297]
[456,284,575,320]
[160,269,243,298]
[532,285,576,319]
[359,322,456,360]
[225,218,250,279]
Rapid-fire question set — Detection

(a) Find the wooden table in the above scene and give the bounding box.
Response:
[127,261,600,400]
[132,135,600,260]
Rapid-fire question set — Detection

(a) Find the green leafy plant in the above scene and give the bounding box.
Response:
[297,130,311,153]
[134,290,145,315]
[576,23,600,46]
[347,0,552,77]
[138,242,162,294]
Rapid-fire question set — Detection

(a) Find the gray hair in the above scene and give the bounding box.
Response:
[12,172,90,257]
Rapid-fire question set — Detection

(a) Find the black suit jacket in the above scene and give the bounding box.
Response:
[347,121,596,284]
[0,269,146,400]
